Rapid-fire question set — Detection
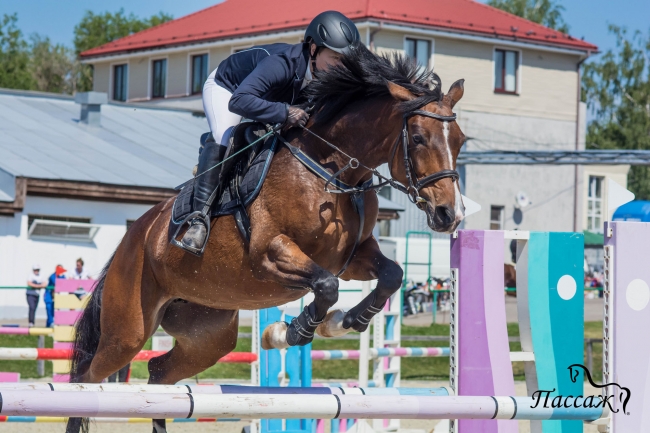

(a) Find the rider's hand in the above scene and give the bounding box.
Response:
[284,105,309,129]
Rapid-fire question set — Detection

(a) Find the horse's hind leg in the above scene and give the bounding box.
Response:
[319,236,403,336]
[147,300,238,433]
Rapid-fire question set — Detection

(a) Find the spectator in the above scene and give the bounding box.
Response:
[68,258,89,279]
[46,265,66,328]
[26,264,47,327]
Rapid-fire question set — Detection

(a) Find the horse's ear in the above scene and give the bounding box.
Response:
[386,81,416,101]
[446,79,465,108]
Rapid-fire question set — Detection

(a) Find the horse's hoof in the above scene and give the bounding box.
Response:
[316,309,351,338]
[261,321,290,350]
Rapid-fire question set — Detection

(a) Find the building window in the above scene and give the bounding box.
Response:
[152,59,167,98]
[378,219,391,237]
[113,64,127,101]
[126,220,136,231]
[28,215,100,243]
[494,49,518,94]
[490,206,505,230]
[405,38,431,69]
[587,176,604,233]
[191,54,208,95]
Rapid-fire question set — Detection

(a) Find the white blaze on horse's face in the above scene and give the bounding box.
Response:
[443,121,466,222]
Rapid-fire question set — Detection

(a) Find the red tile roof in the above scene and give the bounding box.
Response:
[80,0,597,58]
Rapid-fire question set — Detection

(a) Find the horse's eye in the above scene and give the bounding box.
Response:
[412,134,424,145]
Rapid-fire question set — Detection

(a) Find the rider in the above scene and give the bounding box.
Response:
[179,11,360,254]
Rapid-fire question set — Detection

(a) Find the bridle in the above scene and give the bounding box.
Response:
[293,108,460,206]
[387,110,459,209]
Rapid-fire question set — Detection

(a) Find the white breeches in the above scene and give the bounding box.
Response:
[202,68,242,145]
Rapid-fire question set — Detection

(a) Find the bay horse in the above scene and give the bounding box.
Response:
[66,44,467,433]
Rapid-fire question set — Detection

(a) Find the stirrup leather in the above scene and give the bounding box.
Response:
[170,211,211,257]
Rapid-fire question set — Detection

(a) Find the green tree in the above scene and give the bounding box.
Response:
[583,26,650,199]
[0,13,34,90]
[486,0,570,33]
[72,9,173,91]
[73,9,173,55]
[29,35,75,93]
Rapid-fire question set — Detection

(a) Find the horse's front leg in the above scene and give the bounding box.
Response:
[251,234,339,349]
[318,236,403,336]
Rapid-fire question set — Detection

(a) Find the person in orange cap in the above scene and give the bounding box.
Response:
[46,265,67,327]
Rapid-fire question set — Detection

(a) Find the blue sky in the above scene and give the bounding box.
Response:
[1,0,648,57]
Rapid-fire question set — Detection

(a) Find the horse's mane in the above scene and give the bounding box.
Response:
[301,43,443,126]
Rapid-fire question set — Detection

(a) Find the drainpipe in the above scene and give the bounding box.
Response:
[368,22,384,52]
[573,51,590,232]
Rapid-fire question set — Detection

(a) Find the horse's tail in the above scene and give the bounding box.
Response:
[68,252,115,383]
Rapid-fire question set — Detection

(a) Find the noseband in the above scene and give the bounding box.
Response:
[389,110,460,208]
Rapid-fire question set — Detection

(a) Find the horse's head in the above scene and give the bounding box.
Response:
[387,79,467,233]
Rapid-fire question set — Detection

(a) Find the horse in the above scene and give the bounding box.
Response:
[65,44,467,433]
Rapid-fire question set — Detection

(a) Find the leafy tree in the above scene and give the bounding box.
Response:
[0,13,34,90]
[73,9,173,91]
[73,9,173,55]
[486,0,570,33]
[583,26,650,199]
[29,35,75,94]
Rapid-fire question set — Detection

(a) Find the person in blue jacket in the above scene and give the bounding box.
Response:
[46,265,67,328]
[179,11,360,255]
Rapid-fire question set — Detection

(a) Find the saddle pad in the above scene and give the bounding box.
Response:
[169,134,278,234]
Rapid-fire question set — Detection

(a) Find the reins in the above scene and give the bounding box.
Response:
[290,109,460,205]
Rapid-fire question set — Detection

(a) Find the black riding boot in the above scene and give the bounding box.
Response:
[180,141,227,254]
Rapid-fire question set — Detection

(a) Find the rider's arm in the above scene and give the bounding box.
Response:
[228,55,292,124]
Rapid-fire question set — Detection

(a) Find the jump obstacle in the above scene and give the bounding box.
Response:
[0,327,52,336]
[0,222,646,432]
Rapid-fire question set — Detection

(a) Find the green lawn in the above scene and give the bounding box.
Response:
[0,322,604,382]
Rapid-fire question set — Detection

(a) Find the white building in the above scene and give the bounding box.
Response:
[0,89,404,320]
[79,0,628,238]
[0,90,205,319]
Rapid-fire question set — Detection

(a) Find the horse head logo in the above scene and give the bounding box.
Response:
[567,364,631,414]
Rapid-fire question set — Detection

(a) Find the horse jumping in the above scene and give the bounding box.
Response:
[66,45,467,433]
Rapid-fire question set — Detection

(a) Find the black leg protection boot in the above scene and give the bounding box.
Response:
[342,291,386,332]
[286,303,323,347]
[180,142,227,255]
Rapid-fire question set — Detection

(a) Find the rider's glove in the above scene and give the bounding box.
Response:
[284,105,310,128]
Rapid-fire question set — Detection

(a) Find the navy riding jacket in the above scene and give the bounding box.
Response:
[214,43,310,124]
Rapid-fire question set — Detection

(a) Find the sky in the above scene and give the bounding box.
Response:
[0,0,648,57]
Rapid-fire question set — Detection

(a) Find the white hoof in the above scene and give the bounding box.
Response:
[261,321,290,350]
[316,309,351,338]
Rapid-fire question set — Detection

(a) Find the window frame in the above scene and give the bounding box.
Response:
[188,52,209,96]
[150,58,168,99]
[403,35,434,70]
[586,175,605,233]
[489,205,505,230]
[111,63,128,102]
[493,47,521,95]
[27,215,99,243]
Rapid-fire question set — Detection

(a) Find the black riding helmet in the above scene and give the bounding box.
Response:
[304,11,360,55]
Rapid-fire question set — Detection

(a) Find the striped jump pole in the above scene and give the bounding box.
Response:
[0,383,450,396]
[311,347,449,360]
[0,327,52,336]
[0,391,606,421]
[0,348,256,363]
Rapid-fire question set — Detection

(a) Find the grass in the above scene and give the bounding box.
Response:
[0,322,604,382]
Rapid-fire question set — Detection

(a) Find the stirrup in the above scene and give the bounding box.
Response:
[170,211,211,257]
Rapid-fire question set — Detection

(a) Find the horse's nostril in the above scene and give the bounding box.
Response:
[434,205,455,226]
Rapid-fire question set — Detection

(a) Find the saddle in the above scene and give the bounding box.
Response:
[169,121,278,245]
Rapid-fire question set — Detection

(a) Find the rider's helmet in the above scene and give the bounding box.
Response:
[304,11,360,55]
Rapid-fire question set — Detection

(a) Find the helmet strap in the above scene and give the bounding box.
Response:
[310,46,321,73]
